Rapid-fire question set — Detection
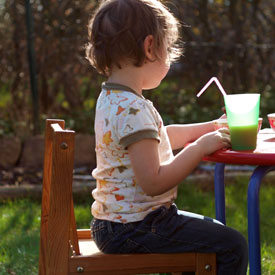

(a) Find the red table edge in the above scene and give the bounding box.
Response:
[203,149,275,166]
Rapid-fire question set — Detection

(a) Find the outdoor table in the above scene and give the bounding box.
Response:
[203,129,275,275]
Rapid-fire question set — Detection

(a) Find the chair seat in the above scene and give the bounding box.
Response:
[79,239,100,255]
[71,241,198,275]
[74,238,211,275]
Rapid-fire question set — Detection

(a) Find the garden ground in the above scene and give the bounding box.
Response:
[0,173,275,275]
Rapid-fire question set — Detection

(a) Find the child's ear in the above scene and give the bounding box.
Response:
[144,35,155,62]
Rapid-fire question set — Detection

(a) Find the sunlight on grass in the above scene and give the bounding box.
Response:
[0,176,274,274]
[176,175,275,275]
[0,200,40,274]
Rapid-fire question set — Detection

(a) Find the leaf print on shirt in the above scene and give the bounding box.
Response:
[115,194,125,201]
[102,151,108,159]
[110,95,128,105]
[98,179,107,188]
[102,131,113,145]
[107,168,115,176]
[129,99,137,105]
[111,150,128,159]
[129,107,140,115]
[118,166,127,173]
[112,90,122,94]
[111,187,120,193]
[116,105,125,115]
[105,118,109,126]
[123,124,134,135]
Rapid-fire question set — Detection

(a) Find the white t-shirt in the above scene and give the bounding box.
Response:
[92,82,177,223]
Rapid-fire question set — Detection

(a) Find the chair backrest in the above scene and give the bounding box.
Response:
[39,119,79,274]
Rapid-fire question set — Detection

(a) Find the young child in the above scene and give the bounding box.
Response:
[86,0,248,274]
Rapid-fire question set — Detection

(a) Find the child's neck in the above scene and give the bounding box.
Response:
[107,65,144,96]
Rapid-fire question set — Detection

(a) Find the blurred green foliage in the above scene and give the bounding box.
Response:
[0,0,274,137]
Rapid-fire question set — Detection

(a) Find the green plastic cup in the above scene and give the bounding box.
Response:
[224,94,260,151]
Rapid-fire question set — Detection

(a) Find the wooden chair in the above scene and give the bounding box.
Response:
[39,119,217,275]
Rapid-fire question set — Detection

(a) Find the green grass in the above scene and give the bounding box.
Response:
[0,176,274,274]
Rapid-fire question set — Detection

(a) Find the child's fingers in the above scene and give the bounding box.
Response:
[222,136,231,146]
[220,132,231,147]
[214,129,231,147]
[217,128,230,134]
[217,128,231,145]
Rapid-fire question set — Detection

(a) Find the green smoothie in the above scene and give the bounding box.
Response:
[229,124,258,151]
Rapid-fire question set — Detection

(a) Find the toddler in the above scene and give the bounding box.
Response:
[86,0,248,274]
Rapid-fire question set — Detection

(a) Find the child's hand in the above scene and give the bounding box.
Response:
[196,128,231,156]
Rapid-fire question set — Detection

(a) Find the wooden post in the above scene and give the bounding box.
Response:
[46,127,75,274]
[39,119,65,275]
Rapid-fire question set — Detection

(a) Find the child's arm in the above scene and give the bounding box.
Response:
[128,128,230,196]
[166,121,215,150]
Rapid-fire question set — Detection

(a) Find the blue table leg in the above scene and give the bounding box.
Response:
[248,165,275,275]
[214,163,226,224]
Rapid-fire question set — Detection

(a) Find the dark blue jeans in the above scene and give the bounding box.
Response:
[91,204,248,275]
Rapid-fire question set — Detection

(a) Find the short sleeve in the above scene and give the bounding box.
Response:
[116,98,160,148]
